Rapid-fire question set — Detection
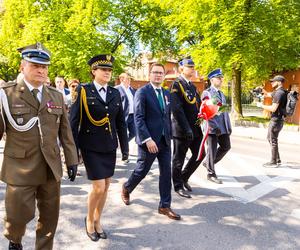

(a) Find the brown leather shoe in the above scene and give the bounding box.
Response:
[158,207,181,220]
[121,184,130,205]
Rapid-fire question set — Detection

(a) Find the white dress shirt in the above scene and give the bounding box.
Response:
[150,82,165,109]
[94,81,108,102]
[121,83,134,114]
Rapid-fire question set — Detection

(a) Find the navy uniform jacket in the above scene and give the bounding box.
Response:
[134,83,171,146]
[170,75,202,138]
[201,87,232,135]
[115,84,136,120]
[69,83,128,154]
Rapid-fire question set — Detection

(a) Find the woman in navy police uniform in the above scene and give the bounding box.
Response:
[70,54,128,241]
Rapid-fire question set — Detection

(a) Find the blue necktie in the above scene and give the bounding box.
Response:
[156,89,164,112]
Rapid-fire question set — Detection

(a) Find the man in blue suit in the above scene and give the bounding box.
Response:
[115,73,136,162]
[201,69,232,184]
[121,63,181,220]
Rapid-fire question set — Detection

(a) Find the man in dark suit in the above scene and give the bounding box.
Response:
[170,58,205,198]
[201,69,232,184]
[0,43,78,250]
[115,73,136,162]
[121,63,181,220]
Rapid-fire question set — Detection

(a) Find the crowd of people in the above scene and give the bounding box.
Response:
[0,42,295,250]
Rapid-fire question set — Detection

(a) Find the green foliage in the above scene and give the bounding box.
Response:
[146,0,300,117]
[0,0,299,98]
[0,0,176,82]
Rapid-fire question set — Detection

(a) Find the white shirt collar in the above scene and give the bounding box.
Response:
[120,82,129,89]
[150,82,162,91]
[211,85,220,92]
[93,81,108,92]
[23,78,43,93]
[180,74,191,84]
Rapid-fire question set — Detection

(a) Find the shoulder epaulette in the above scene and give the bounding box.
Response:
[0,81,17,89]
[108,86,118,92]
[170,80,180,93]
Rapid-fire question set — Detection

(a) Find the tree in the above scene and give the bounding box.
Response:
[146,0,300,118]
[0,0,176,82]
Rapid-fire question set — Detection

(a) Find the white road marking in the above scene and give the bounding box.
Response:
[189,151,300,204]
[291,209,300,219]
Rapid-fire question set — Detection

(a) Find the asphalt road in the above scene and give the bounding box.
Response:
[0,136,299,250]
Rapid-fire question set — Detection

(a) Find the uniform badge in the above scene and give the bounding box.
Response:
[106,55,111,61]
[36,42,42,51]
[48,108,52,113]
[16,117,24,125]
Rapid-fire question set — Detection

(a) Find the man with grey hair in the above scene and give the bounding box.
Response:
[0,42,78,250]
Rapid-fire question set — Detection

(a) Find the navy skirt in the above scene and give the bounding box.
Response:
[81,149,116,180]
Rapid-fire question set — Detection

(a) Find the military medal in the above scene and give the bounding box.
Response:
[48,108,52,113]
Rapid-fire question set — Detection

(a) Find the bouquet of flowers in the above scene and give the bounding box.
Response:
[195,94,230,161]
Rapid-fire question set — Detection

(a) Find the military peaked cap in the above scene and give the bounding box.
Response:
[17,42,51,65]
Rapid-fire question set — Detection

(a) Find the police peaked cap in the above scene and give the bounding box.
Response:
[208,68,223,79]
[17,42,51,65]
[179,58,195,67]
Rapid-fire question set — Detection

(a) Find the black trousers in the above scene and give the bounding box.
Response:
[172,136,205,191]
[205,134,231,176]
[267,119,284,163]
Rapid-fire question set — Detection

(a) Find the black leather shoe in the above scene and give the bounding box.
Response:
[85,217,99,241]
[9,241,23,250]
[96,229,107,239]
[207,175,223,184]
[183,181,192,192]
[175,188,191,198]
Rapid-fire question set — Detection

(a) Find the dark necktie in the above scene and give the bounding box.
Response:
[32,89,40,106]
[100,87,106,92]
[156,89,164,112]
[217,90,222,101]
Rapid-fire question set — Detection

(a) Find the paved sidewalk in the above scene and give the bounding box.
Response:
[232,126,300,145]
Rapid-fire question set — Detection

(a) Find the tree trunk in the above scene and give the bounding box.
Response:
[231,66,243,119]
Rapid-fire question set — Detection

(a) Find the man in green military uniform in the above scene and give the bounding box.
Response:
[0,42,78,250]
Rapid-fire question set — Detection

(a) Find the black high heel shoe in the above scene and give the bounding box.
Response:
[85,217,99,241]
[95,228,107,239]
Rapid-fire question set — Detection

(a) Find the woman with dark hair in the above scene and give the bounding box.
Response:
[69,54,128,241]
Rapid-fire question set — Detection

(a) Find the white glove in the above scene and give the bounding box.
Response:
[256,102,263,108]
